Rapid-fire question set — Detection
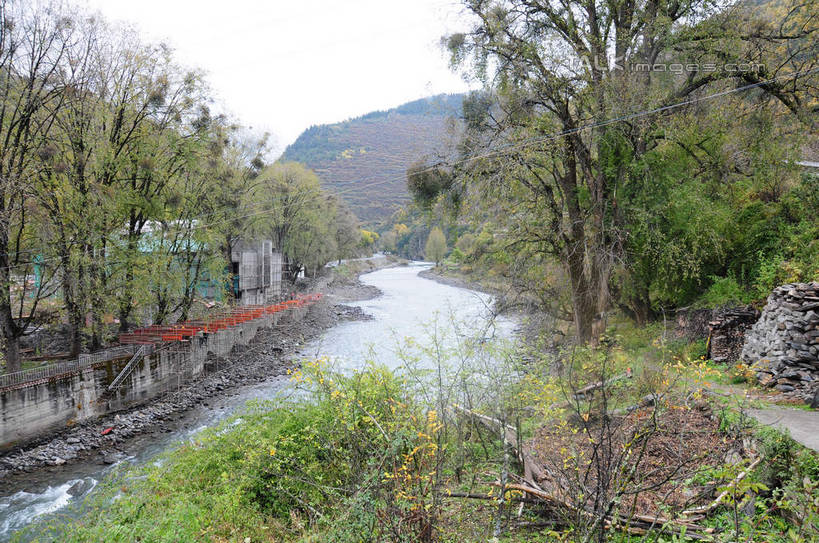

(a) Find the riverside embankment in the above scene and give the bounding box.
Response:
[1,260,516,540]
[0,256,401,538]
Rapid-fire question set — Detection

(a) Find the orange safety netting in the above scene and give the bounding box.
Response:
[118,293,323,346]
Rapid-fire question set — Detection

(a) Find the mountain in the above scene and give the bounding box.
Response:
[281,94,464,223]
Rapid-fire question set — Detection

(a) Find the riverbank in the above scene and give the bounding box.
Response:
[0,256,403,493]
[418,266,501,296]
[13,266,521,543]
[419,266,559,348]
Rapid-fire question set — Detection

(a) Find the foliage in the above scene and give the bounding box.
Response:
[407,161,455,211]
[439,0,818,341]
[360,229,379,250]
[425,227,448,266]
[281,94,464,222]
[28,360,446,542]
[0,1,360,370]
[700,275,753,307]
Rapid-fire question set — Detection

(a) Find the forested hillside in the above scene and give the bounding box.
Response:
[281,94,463,223]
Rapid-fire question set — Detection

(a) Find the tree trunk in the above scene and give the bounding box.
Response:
[60,254,84,357]
[4,335,21,374]
[89,244,107,351]
[566,264,597,344]
[629,294,653,326]
[559,137,602,345]
[0,265,21,373]
[119,224,141,332]
[69,305,83,357]
[0,225,22,373]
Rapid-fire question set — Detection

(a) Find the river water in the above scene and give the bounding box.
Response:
[0,263,516,540]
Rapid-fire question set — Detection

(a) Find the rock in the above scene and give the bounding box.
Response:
[68,479,90,496]
[743,283,819,396]
[776,384,795,392]
[66,437,80,444]
[102,454,119,465]
[725,449,742,465]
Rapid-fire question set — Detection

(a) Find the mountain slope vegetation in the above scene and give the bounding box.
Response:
[281,94,463,223]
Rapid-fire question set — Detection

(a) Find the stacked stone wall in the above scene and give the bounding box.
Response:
[742,282,819,399]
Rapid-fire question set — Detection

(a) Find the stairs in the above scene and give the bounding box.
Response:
[107,345,147,392]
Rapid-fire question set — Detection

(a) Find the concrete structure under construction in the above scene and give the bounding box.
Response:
[230,239,283,305]
[0,297,318,451]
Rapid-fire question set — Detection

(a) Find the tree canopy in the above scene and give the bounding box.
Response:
[439,0,818,342]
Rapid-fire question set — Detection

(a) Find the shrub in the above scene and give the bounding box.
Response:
[31,361,443,543]
[700,274,751,307]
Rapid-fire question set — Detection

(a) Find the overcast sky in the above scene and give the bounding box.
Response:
[82,0,474,154]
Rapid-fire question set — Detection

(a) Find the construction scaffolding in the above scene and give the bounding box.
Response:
[115,293,322,395]
[117,294,321,346]
[0,294,322,393]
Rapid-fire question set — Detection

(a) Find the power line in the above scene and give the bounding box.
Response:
[1,67,816,271]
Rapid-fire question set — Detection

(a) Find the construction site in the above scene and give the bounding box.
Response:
[0,294,322,451]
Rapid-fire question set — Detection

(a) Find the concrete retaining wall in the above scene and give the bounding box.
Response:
[0,310,296,450]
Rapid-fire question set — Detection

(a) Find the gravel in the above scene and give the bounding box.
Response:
[0,271,383,488]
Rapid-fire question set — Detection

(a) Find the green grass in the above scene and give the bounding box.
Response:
[22,360,456,543]
[20,320,819,543]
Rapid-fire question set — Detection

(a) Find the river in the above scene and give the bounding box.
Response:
[0,263,516,540]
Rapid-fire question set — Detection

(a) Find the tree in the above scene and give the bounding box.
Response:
[447,0,818,343]
[406,159,454,210]
[333,202,359,263]
[248,161,355,282]
[425,227,447,266]
[380,230,397,253]
[359,229,379,255]
[0,0,75,371]
[33,11,219,349]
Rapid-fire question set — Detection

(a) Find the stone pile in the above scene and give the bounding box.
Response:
[707,309,759,363]
[675,306,759,363]
[742,282,819,398]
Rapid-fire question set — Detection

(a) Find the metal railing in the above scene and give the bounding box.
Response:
[107,345,148,392]
[0,345,139,390]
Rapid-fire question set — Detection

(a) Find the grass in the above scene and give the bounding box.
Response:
[19,314,819,543]
[21,359,455,542]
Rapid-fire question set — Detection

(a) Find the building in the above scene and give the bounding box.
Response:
[230,239,283,305]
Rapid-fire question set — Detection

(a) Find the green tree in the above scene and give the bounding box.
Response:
[333,202,360,263]
[425,227,447,266]
[447,0,818,343]
[0,0,75,371]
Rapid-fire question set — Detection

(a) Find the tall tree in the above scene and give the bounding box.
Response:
[448,0,818,343]
[0,0,74,371]
[249,161,324,282]
[333,200,360,264]
[425,227,447,266]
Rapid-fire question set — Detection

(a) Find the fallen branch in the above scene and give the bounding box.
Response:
[682,456,763,516]
[451,404,549,487]
[441,490,544,505]
[549,369,633,410]
[610,393,658,417]
[491,482,711,540]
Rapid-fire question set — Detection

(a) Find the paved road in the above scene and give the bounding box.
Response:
[749,407,819,452]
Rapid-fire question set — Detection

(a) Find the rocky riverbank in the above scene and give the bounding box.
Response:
[418,267,500,296]
[0,263,394,491]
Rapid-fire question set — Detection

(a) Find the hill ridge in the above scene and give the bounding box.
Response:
[281,93,464,223]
